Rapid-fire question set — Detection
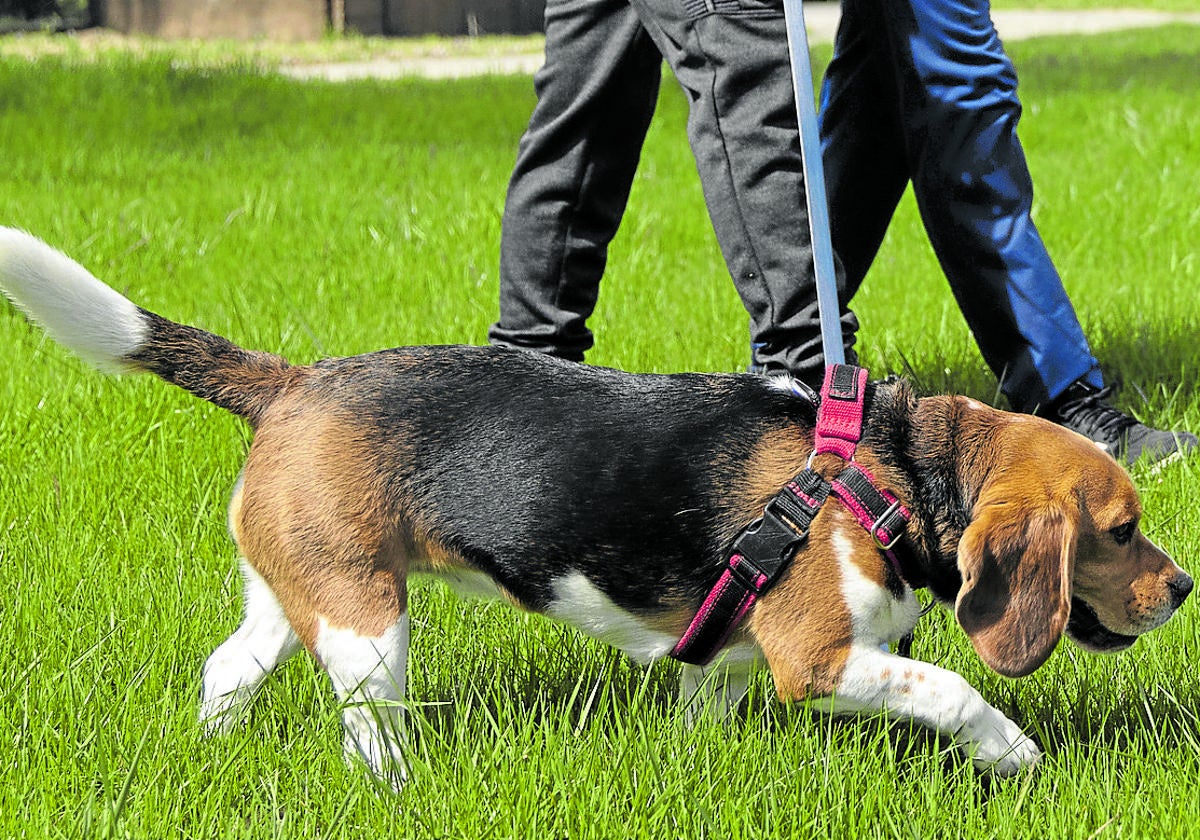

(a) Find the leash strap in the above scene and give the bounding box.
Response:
[670,469,830,666]
[782,0,843,367]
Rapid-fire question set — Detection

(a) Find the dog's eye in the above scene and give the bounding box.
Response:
[1110,521,1137,545]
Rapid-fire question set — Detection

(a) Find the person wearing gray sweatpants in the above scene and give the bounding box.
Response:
[489,0,1194,465]
[487,0,853,389]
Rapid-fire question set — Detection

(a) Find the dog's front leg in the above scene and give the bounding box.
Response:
[814,644,1041,775]
[678,659,754,725]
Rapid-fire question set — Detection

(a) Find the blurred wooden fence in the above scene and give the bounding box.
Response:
[93,0,545,38]
[346,0,544,36]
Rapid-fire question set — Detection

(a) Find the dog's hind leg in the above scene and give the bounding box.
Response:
[313,606,410,786]
[199,558,302,734]
[226,411,414,785]
[232,537,412,786]
[233,543,411,786]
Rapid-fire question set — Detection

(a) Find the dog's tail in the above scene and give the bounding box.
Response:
[0,227,293,426]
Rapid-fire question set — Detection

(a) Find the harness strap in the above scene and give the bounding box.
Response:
[813,364,868,460]
[670,469,829,666]
[817,364,913,584]
[830,462,911,578]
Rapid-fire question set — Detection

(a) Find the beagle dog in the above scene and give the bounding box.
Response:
[0,228,1191,782]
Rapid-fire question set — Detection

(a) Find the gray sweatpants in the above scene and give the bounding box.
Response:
[488,0,855,385]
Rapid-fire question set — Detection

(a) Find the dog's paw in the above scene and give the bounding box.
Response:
[198,690,252,736]
[344,731,409,791]
[964,713,1041,776]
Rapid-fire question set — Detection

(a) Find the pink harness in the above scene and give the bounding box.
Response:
[670,364,911,666]
[815,364,910,569]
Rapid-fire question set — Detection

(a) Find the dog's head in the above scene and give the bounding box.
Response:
[948,407,1192,677]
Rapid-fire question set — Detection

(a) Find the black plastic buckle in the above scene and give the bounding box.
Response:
[727,553,769,593]
[728,504,808,589]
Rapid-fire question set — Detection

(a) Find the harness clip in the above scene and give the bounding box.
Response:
[728,553,769,594]
[871,499,906,550]
[729,506,808,587]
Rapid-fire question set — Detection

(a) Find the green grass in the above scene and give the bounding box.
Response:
[3,0,1199,70]
[2,24,1200,839]
[0,29,548,68]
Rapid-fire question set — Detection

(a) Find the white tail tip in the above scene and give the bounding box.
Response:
[0,227,148,371]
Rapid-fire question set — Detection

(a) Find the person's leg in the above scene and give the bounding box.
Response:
[818,0,911,303]
[877,0,1099,412]
[877,0,1194,463]
[633,0,852,386]
[489,0,662,360]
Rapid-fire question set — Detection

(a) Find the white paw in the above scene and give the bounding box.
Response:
[341,703,410,789]
[965,714,1042,776]
[198,691,249,736]
[344,731,409,790]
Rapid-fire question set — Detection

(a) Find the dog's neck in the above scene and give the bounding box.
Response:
[860,383,991,604]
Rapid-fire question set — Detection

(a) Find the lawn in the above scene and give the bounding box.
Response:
[2,23,1200,839]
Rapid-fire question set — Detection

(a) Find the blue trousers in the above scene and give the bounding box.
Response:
[819,0,1102,412]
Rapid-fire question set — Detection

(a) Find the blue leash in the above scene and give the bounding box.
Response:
[782,0,844,366]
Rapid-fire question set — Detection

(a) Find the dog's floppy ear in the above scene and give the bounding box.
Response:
[955,487,1075,678]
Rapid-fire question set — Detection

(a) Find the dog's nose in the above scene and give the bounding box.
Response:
[1168,572,1194,609]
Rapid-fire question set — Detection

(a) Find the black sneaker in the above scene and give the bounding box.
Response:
[1045,381,1197,467]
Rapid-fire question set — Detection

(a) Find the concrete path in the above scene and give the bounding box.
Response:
[279,7,1200,82]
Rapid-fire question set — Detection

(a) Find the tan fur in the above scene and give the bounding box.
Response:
[232,401,409,647]
[748,509,855,700]
[1072,485,1180,637]
[734,427,814,518]
[956,494,1075,677]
